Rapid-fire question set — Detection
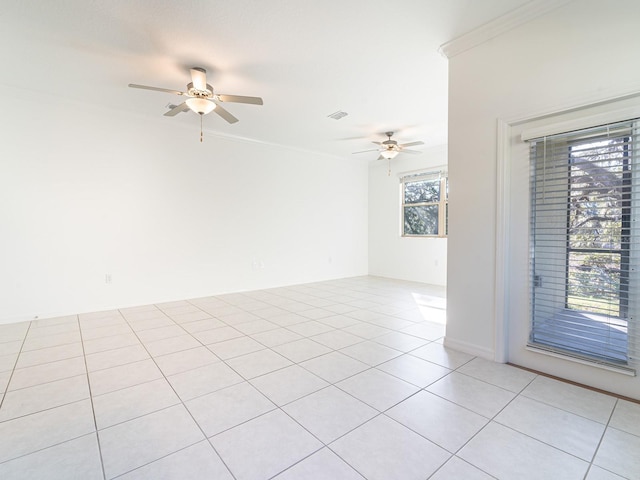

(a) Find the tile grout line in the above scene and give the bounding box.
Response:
[4,367,87,395]
[177,311,357,475]
[0,320,32,413]
[322,410,427,479]
[583,397,618,479]
[17,334,82,354]
[2,279,520,479]
[0,432,98,467]
[259,337,449,479]
[508,363,640,406]
[0,397,99,426]
[178,291,436,479]
[448,371,613,474]
[214,311,451,473]
[77,313,108,480]
[115,307,240,480]
[480,420,599,468]
[0,374,93,424]
[272,398,380,479]
[452,368,539,447]
[323,354,485,478]
[426,456,499,480]
[515,388,621,425]
[420,373,541,478]
[266,443,366,480]
[107,439,213,480]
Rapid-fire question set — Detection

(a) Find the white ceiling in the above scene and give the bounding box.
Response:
[0,0,532,158]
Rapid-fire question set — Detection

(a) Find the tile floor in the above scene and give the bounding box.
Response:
[0,276,638,480]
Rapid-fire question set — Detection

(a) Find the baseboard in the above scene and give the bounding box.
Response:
[443,337,495,361]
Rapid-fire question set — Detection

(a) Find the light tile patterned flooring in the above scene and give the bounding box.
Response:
[0,276,638,479]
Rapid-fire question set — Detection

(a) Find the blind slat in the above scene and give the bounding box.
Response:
[529,118,639,370]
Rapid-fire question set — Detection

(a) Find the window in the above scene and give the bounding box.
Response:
[401,171,448,237]
[529,119,639,369]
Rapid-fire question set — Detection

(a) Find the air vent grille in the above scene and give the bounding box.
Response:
[327,110,348,120]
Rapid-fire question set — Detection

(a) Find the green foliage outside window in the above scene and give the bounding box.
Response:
[566,138,629,317]
[402,174,447,237]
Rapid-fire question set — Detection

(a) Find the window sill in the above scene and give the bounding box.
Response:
[526,344,636,377]
[401,235,447,239]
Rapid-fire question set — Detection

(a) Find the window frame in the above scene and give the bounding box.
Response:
[527,119,638,368]
[400,171,448,238]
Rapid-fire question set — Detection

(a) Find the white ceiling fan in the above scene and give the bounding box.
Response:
[352,131,424,160]
[129,67,263,141]
[353,131,424,175]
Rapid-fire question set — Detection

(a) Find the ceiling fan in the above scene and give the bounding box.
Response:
[352,131,424,160]
[129,67,263,141]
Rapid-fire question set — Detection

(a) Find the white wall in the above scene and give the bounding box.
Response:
[368,145,447,286]
[0,86,368,324]
[446,0,640,398]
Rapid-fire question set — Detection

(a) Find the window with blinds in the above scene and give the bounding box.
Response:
[401,171,448,237]
[529,119,639,372]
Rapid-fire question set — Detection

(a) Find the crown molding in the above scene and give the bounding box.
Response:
[439,0,573,59]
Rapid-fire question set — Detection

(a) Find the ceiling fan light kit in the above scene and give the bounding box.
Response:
[128,67,263,142]
[352,131,424,175]
[185,97,216,114]
[380,149,399,160]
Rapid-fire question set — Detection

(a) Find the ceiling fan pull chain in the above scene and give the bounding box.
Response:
[388,158,391,176]
[200,113,203,142]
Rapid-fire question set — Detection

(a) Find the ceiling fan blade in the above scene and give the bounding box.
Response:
[190,68,207,91]
[399,141,425,148]
[128,84,185,96]
[353,149,381,154]
[400,149,422,155]
[212,103,239,124]
[371,141,383,145]
[377,155,385,160]
[164,102,190,117]
[217,94,263,105]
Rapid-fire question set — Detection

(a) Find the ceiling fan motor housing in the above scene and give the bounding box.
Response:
[382,132,398,150]
[186,82,214,98]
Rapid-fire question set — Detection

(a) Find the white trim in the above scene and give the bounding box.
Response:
[521,100,640,141]
[501,90,640,129]
[202,127,353,161]
[4,82,358,163]
[494,119,511,363]
[444,337,495,361]
[525,345,636,377]
[397,164,448,179]
[438,0,571,59]
[496,92,640,373]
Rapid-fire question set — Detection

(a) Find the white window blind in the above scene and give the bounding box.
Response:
[529,119,639,373]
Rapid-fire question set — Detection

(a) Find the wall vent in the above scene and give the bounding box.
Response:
[327,110,348,120]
